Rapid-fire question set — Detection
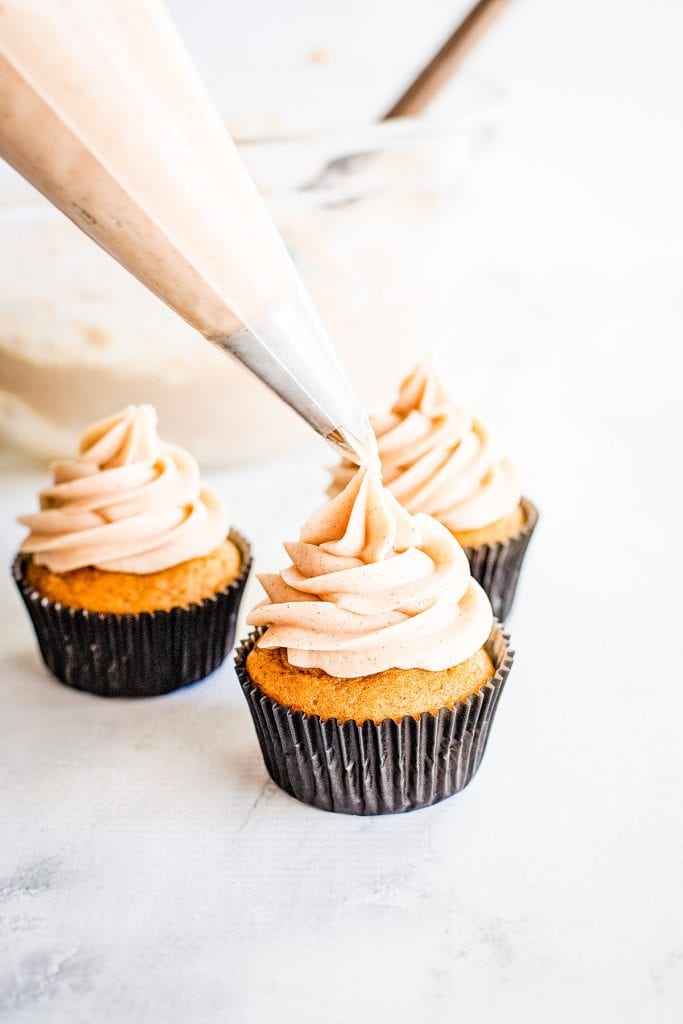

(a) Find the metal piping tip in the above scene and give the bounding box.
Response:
[325,417,378,465]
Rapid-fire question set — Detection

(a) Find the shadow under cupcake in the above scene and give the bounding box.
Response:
[13,405,251,698]
[236,458,513,815]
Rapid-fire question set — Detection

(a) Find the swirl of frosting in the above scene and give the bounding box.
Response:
[248,459,492,678]
[330,360,521,533]
[19,405,229,573]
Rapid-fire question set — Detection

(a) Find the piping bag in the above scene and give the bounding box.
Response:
[0,0,374,461]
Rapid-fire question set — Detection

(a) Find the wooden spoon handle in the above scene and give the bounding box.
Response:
[383,0,511,120]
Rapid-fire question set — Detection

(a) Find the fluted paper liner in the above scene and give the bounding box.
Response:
[13,530,252,698]
[235,622,513,815]
[462,497,538,620]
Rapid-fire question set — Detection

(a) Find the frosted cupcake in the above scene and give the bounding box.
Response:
[235,459,513,815]
[329,360,538,619]
[14,405,251,697]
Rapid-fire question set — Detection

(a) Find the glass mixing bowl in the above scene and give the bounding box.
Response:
[0,81,501,463]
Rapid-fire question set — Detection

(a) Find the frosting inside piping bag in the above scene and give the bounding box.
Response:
[0,0,372,456]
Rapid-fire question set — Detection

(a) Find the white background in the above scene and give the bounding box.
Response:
[1,1,682,1021]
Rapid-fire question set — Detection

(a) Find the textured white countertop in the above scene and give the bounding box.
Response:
[1,0,682,1021]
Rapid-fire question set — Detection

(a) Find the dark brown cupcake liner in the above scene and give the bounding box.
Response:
[13,530,252,698]
[234,622,513,815]
[462,497,539,621]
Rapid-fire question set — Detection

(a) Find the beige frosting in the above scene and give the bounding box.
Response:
[248,460,492,678]
[19,405,229,574]
[0,0,296,338]
[330,360,521,533]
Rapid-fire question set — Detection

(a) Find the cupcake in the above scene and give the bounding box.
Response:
[13,405,251,697]
[236,459,513,815]
[329,359,538,619]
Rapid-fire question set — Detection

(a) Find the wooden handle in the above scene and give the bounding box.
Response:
[383,0,511,120]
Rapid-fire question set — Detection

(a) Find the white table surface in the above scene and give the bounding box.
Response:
[1,0,682,1022]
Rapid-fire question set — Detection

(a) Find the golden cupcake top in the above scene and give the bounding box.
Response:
[248,457,493,679]
[330,359,521,534]
[19,405,229,574]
